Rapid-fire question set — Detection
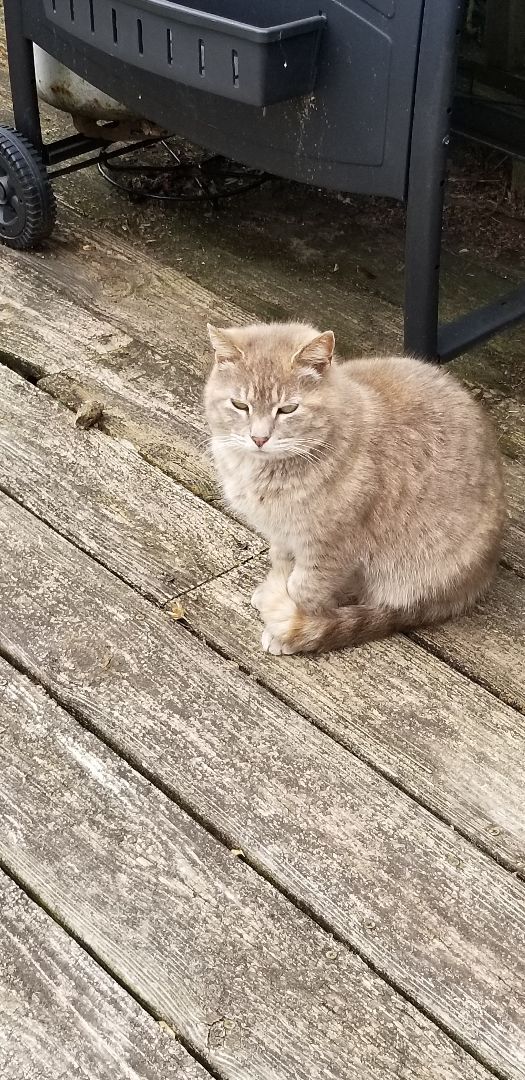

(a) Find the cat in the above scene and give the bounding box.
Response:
[205,322,505,656]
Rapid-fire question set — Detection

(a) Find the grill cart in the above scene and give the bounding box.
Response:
[2,0,525,359]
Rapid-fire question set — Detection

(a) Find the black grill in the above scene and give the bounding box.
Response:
[43,0,326,106]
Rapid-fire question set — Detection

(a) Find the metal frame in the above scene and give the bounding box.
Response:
[3,0,108,169]
[4,0,525,362]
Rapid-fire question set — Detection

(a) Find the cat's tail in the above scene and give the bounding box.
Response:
[279,603,410,654]
[261,592,450,655]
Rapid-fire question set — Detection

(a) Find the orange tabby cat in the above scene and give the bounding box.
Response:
[205,322,505,655]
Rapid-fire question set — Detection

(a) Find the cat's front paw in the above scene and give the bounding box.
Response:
[260,591,300,656]
[261,629,295,656]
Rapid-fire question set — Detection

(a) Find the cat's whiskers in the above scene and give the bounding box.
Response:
[296,439,337,458]
[279,434,336,457]
[211,433,250,451]
[280,437,333,463]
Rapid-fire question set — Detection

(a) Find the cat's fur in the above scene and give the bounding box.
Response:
[205,322,505,655]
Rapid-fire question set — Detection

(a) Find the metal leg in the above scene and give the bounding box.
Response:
[404,158,446,359]
[438,281,525,359]
[405,0,525,361]
[404,0,465,359]
[3,0,43,151]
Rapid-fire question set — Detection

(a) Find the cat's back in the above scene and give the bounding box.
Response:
[331,353,504,583]
[335,352,503,533]
[338,353,469,410]
[336,353,494,446]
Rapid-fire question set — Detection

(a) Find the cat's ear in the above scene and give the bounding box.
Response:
[292,331,335,379]
[207,324,244,367]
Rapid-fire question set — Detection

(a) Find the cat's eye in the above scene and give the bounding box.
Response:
[231,399,250,412]
[277,403,299,415]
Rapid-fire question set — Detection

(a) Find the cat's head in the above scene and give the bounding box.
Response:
[204,322,335,458]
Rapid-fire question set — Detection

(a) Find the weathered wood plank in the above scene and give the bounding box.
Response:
[11,208,525,453]
[40,194,525,465]
[49,183,525,445]
[0,226,247,396]
[0,871,208,1080]
[473,391,525,468]
[0,246,225,498]
[0,252,134,376]
[42,212,253,362]
[1,497,524,1079]
[0,365,261,601]
[54,195,525,454]
[31,375,525,574]
[0,658,492,1080]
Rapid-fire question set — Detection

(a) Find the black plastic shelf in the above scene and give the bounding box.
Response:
[44,0,326,106]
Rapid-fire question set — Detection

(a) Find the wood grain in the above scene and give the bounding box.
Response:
[0,872,208,1080]
[27,199,525,456]
[38,368,220,502]
[0,363,522,865]
[47,192,525,462]
[0,250,134,376]
[0,658,491,1080]
[38,209,253,361]
[1,497,524,1079]
[0,365,261,602]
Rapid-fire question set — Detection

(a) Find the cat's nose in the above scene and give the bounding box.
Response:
[252,435,270,448]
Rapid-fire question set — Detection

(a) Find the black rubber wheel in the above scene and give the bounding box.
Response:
[0,126,56,249]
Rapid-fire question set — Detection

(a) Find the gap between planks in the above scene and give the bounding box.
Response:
[179,557,525,865]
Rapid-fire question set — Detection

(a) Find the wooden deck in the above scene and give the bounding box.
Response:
[0,51,525,1080]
